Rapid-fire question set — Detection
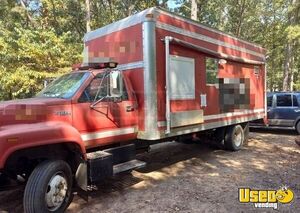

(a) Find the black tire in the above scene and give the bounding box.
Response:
[296,121,300,135]
[210,127,225,149]
[23,160,73,213]
[243,123,249,145]
[224,125,244,151]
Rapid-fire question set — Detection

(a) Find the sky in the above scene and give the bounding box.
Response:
[167,0,181,9]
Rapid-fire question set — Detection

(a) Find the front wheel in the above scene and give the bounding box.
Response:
[224,125,244,151]
[23,160,73,213]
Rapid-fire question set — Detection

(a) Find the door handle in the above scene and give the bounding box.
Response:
[126,106,135,112]
[294,109,300,113]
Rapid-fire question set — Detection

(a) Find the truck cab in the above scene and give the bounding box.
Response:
[44,63,139,149]
[0,62,144,213]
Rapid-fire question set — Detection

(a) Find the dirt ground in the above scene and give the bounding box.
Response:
[0,128,299,213]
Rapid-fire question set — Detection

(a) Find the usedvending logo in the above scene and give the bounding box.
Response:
[239,186,294,209]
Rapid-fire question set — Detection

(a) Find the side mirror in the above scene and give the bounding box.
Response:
[109,70,123,98]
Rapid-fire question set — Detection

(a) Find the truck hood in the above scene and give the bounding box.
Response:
[0,97,70,107]
[0,98,71,126]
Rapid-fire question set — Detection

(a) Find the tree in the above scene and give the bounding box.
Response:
[283,0,300,91]
[0,0,163,100]
[191,0,198,20]
[85,0,91,32]
[0,0,82,100]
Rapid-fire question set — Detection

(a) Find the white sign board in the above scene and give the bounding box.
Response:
[169,55,195,100]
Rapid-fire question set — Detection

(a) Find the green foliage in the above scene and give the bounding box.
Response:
[0,0,79,100]
[89,0,158,29]
[0,16,81,100]
[0,0,161,101]
[0,67,59,100]
[0,0,299,100]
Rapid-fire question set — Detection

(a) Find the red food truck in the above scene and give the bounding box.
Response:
[0,7,266,212]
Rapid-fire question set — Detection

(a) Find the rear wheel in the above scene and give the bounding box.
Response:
[224,125,244,151]
[24,160,73,213]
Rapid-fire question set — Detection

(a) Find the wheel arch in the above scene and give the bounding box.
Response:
[3,142,85,179]
[0,121,87,170]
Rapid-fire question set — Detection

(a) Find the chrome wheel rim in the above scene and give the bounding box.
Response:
[233,129,243,147]
[45,173,68,211]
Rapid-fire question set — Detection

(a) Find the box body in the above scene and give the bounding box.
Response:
[84,7,266,140]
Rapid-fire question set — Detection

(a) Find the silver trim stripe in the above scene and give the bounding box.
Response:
[81,126,137,142]
[204,108,265,121]
[142,18,159,137]
[117,61,144,71]
[140,113,264,140]
[156,22,265,59]
[157,109,265,127]
[168,37,265,65]
[165,36,171,134]
[166,113,264,138]
[158,121,167,128]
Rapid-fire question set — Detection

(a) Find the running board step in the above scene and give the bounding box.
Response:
[113,159,146,175]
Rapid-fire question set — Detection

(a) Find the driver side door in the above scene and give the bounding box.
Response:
[72,72,137,148]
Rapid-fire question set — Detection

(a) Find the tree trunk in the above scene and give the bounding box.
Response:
[290,69,294,91]
[122,0,136,16]
[283,42,294,91]
[20,0,35,27]
[85,0,91,32]
[283,0,297,91]
[191,0,198,21]
[235,0,246,37]
[50,0,59,33]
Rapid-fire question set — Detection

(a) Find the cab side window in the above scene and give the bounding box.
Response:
[78,73,128,103]
[78,74,106,102]
[276,94,292,107]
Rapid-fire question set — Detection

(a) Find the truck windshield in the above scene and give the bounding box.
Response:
[37,72,89,99]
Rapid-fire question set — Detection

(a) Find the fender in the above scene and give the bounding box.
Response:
[0,121,86,169]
